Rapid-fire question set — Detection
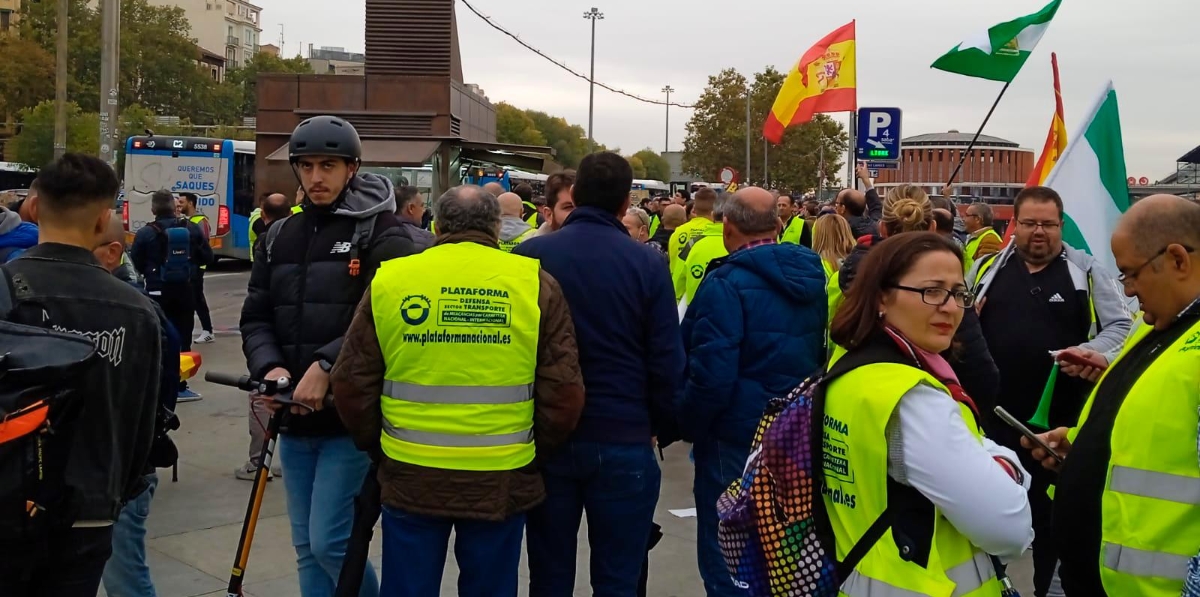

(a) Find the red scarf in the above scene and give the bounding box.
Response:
[881,326,980,419]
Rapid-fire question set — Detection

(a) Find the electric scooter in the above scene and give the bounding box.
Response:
[205,371,312,597]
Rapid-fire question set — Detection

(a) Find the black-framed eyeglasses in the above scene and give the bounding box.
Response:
[1017,220,1062,231]
[1117,245,1196,284]
[891,285,976,309]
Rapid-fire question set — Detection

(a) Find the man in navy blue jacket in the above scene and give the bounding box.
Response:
[515,152,685,597]
[679,187,827,597]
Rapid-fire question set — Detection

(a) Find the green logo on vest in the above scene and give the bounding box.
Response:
[1182,331,1200,353]
[400,295,431,326]
[690,264,705,279]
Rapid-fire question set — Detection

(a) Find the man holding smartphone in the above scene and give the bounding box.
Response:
[969,186,1131,597]
[1025,195,1200,596]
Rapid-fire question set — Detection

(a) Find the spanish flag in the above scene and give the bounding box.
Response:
[763,21,857,144]
[1027,53,1067,187]
[1005,52,1067,241]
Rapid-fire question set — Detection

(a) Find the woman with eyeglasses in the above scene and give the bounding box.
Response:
[822,232,1033,597]
[836,184,1001,413]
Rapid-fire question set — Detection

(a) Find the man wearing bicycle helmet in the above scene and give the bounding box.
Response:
[240,115,419,597]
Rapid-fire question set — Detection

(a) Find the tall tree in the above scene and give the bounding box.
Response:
[632,149,671,181]
[224,52,314,118]
[0,37,56,117]
[626,155,647,179]
[523,110,600,169]
[683,66,848,192]
[6,101,99,167]
[495,102,547,146]
[20,0,218,120]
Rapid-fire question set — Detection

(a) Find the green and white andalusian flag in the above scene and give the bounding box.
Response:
[1043,81,1129,276]
[932,0,1063,82]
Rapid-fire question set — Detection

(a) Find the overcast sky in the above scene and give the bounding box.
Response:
[257,0,1197,180]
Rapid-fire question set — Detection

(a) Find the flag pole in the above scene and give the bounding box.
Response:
[848,111,857,191]
[945,80,1012,186]
[849,20,858,192]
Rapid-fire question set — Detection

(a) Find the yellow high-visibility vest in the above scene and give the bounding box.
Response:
[670,216,711,299]
[371,242,541,472]
[190,213,210,269]
[963,228,1002,275]
[682,223,727,303]
[780,216,806,246]
[1064,316,1200,596]
[498,227,535,253]
[823,349,1001,597]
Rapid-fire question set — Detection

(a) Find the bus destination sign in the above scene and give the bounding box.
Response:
[129,137,223,153]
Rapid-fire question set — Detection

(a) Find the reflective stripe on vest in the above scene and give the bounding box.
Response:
[945,551,996,596]
[383,419,534,449]
[841,571,925,597]
[825,356,1000,597]
[372,242,541,472]
[1065,317,1200,596]
[1103,543,1189,581]
[840,552,995,597]
[1109,465,1200,504]
[382,380,532,405]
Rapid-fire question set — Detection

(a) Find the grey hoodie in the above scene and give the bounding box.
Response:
[970,241,1133,359]
[330,172,396,219]
[0,207,23,235]
[499,215,533,243]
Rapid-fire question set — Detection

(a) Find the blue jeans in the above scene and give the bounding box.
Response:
[693,439,751,597]
[279,434,380,597]
[526,440,662,597]
[102,473,159,597]
[380,505,525,597]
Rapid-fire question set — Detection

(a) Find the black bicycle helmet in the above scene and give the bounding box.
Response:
[288,116,363,162]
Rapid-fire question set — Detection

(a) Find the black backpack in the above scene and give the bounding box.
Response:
[0,270,99,539]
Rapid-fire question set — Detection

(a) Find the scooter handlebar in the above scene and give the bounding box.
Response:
[204,372,293,396]
[205,372,253,391]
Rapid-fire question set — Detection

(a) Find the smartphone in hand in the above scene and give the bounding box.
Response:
[994,406,1064,464]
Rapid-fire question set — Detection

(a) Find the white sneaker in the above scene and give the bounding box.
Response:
[194,331,216,344]
[235,462,275,481]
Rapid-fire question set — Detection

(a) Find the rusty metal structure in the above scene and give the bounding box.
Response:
[255,0,554,199]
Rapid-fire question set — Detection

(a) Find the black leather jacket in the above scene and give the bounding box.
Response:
[3,243,162,522]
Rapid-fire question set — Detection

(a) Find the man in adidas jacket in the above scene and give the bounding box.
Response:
[968,186,1131,597]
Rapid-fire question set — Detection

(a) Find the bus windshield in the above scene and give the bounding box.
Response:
[123,136,255,260]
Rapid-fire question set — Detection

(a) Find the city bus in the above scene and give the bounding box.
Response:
[122,136,256,260]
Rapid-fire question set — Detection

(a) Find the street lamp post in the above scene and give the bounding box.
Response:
[662,85,674,153]
[98,0,121,168]
[53,0,68,160]
[583,7,604,153]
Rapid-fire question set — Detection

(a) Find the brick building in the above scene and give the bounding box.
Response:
[875,130,1034,207]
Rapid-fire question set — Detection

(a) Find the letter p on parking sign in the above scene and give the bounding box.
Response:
[856,107,902,162]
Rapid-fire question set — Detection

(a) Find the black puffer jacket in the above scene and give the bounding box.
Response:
[241,174,419,436]
[838,233,1000,412]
